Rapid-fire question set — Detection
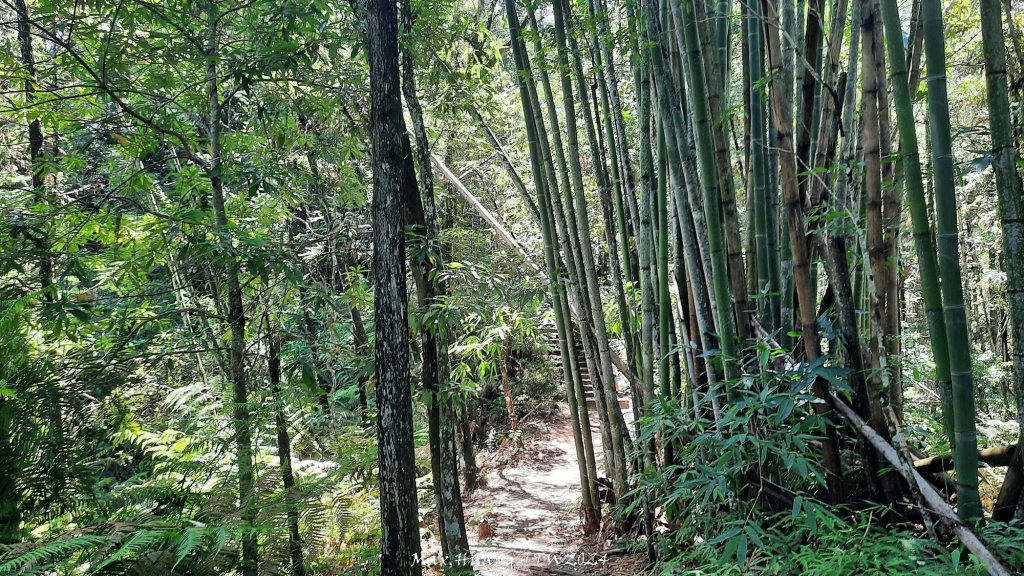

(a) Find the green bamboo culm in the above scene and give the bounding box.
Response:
[919,0,983,521]
[502,0,601,529]
[656,117,674,468]
[672,0,739,381]
[747,0,771,327]
[623,0,660,428]
[715,0,732,99]
[872,0,955,447]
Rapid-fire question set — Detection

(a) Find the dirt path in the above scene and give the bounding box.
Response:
[456,403,644,576]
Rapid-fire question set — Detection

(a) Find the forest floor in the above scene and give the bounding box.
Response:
[423,403,646,575]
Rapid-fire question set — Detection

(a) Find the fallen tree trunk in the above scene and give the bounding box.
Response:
[829,395,1012,576]
[752,315,1012,573]
[431,152,536,265]
[914,444,1018,475]
[432,152,638,386]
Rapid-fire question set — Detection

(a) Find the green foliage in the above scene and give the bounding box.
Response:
[2,0,1022,572]
[627,354,831,567]
[660,507,1023,575]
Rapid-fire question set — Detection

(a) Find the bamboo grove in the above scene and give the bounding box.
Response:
[493,0,1024,571]
[3,0,1024,575]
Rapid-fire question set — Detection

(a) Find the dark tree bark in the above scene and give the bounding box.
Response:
[266,317,307,576]
[365,0,423,573]
[398,0,471,565]
[204,2,257,573]
[14,0,53,297]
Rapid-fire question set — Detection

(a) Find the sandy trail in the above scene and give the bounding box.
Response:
[455,403,643,576]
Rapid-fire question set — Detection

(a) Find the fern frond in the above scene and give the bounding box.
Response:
[0,534,107,574]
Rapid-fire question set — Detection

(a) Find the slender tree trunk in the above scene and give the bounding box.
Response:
[541,0,610,515]
[872,0,958,451]
[560,0,642,420]
[643,0,723,423]
[266,318,307,576]
[572,2,645,446]
[900,2,922,108]
[747,0,772,328]
[349,301,371,418]
[673,0,749,345]
[836,0,862,215]
[656,119,674,468]
[14,0,53,298]
[520,5,631,497]
[795,0,824,195]
[690,0,751,343]
[861,0,893,435]
[205,4,257,573]
[872,0,903,422]
[777,0,798,351]
[365,0,423,572]
[624,0,661,464]
[562,290,602,531]
[398,1,472,562]
[558,0,645,441]
[503,0,602,532]
[458,403,477,493]
[592,0,642,256]
[669,0,741,381]
[715,0,732,99]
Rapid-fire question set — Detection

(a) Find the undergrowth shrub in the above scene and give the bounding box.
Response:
[628,352,1024,575]
[661,507,1024,575]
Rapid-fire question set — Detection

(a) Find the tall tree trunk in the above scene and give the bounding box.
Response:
[623,0,661,459]
[796,0,825,192]
[872,0,903,422]
[365,0,423,572]
[559,4,613,508]
[519,4,631,497]
[458,403,478,493]
[836,0,862,215]
[656,119,675,468]
[871,0,959,449]
[715,0,732,99]
[980,0,1024,520]
[557,0,644,442]
[592,0,643,257]
[747,0,772,328]
[643,0,723,423]
[560,0,642,425]
[861,0,895,438]
[670,0,741,381]
[690,0,751,343]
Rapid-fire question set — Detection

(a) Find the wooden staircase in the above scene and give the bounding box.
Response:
[540,321,631,412]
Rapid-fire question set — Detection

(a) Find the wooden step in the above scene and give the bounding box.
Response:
[586,397,631,410]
